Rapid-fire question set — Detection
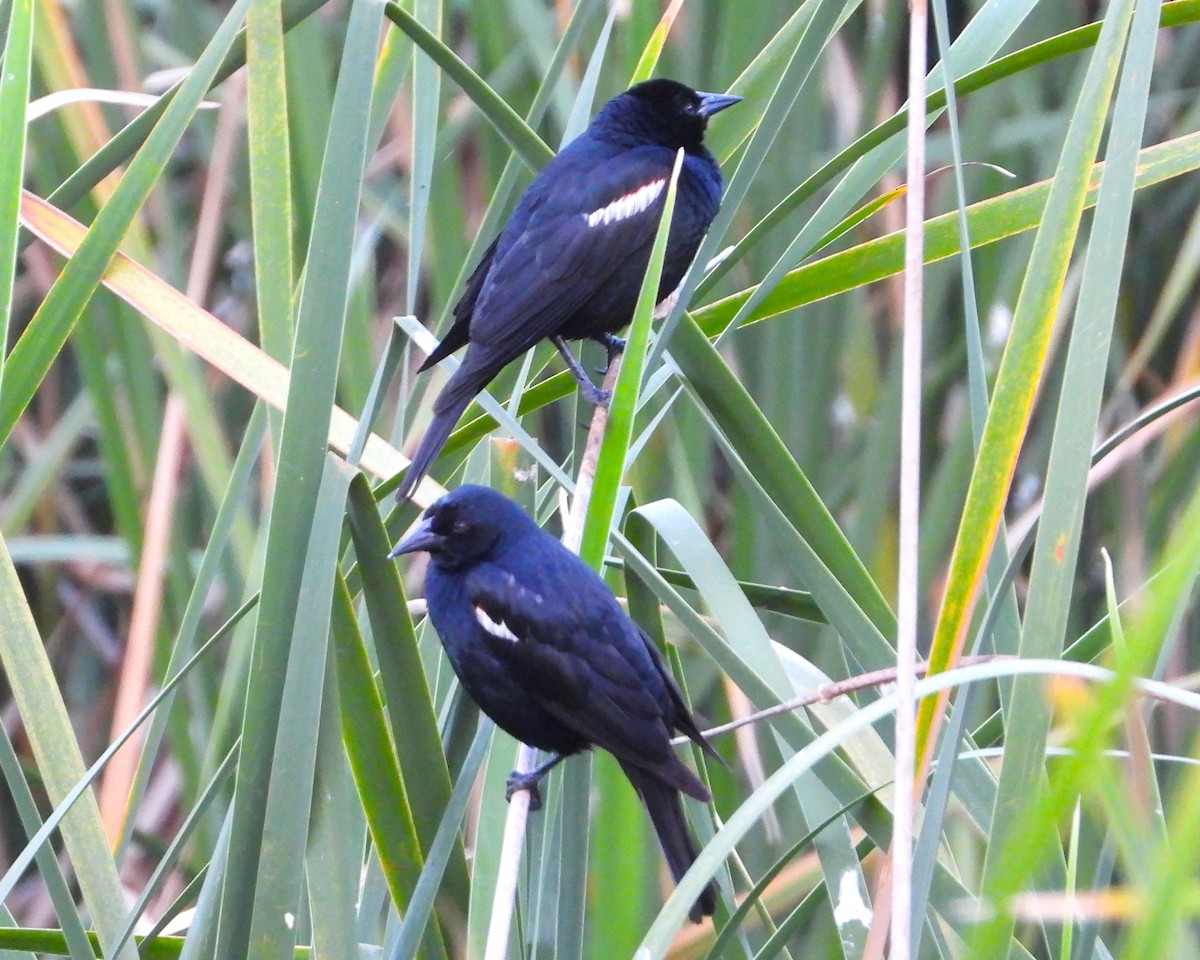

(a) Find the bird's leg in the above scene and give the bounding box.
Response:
[552,336,610,406]
[505,752,567,812]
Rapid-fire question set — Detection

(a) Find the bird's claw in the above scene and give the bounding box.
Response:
[591,334,627,374]
[601,334,626,366]
[505,770,544,811]
[579,382,611,407]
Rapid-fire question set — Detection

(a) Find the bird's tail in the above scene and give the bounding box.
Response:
[396,362,493,501]
[621,762,717,923]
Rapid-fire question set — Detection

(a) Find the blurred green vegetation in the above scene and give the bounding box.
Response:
[3,1,1200,958]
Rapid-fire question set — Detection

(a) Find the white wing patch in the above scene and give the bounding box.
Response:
[474,605,521,643]
[585,178,667,228]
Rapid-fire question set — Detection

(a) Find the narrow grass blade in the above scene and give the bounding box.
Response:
[245,459,350,960]
[306,672,363,960]
[246,0,296,361]
[0,0,33,395]
[930,0,1136,950]
[656,0,853,362]
[346,475,472,911]
[387,723,492,960]
[578,150,683,567]
[0,726,95,960]
[628,0,684,84]
[330,572,450,960]
[406,0,442,313]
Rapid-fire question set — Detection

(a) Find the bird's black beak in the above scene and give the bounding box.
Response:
[389,515,444,559]
[697,91,742,118]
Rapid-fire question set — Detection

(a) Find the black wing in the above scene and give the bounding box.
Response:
[419,236,500,372]
[463,561,705,797]
[636,625,722,765]
[467,145,677,361]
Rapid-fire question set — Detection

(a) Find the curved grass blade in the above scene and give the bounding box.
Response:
[614,525,888,842]
[382,0,552,171]
[638,660,1200,957]
[631,499,881,951]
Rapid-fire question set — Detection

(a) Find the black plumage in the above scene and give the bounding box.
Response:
[396,79,740,501]
[391,485,721,921]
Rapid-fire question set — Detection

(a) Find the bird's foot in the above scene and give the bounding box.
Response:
[505,770,545,811]
[595,333,626,370]
[578,380,611,407]
[504,752,567,812]
[552,336,611,406]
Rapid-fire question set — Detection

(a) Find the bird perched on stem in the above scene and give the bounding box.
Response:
[391,485,722,922]
[395,79,740,501]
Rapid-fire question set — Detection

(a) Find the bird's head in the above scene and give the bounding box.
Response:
[390,484,531,568]
[593,78,741,152]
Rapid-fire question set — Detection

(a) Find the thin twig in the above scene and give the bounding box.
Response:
[483,356,622,960]
[672,655,1011,746]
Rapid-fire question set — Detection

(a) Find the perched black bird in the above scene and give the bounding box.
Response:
[396,79,740,501]
[391,485,721,921]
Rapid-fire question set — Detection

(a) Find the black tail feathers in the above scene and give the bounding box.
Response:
[396,363,492,502]
[622,762,717,923]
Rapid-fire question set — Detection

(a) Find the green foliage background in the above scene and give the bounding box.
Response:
[3,0,1200,958]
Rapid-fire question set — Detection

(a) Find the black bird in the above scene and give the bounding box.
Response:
[391,485,721,921]
[396,79,740,501]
